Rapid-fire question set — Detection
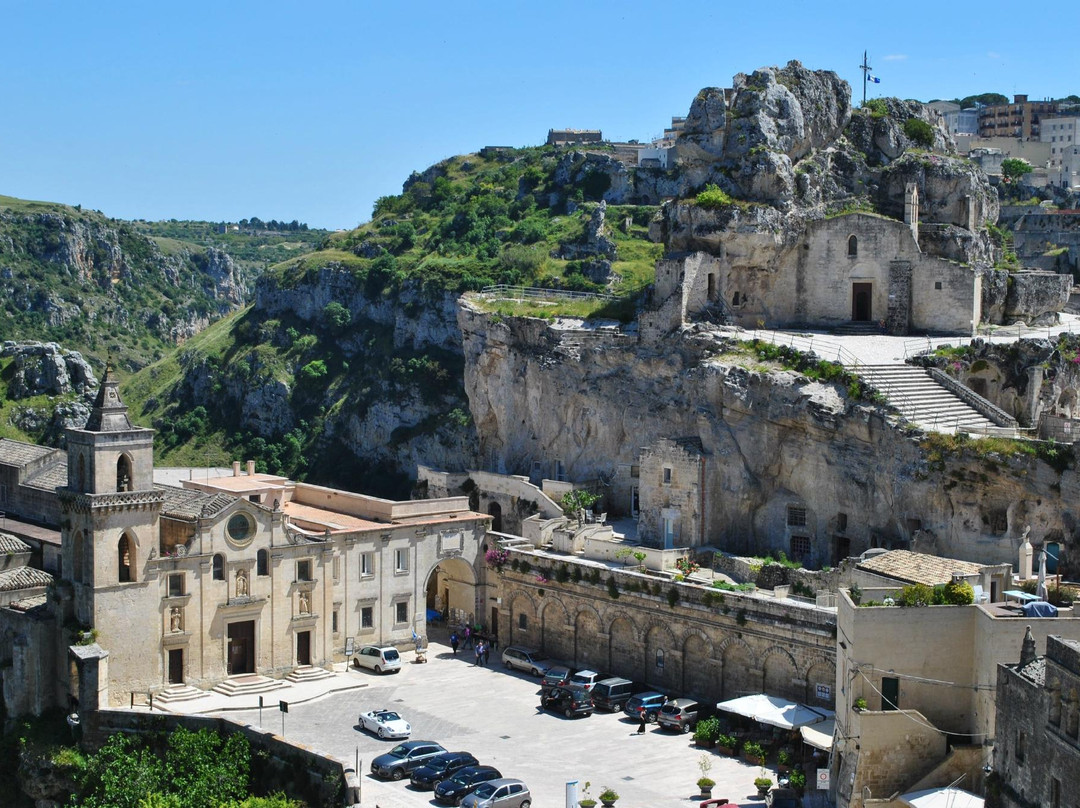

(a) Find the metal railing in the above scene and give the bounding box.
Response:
[476,285,617,302]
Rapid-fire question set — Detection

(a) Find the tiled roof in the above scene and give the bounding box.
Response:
[158,486,236,520]
[0,438,56,467]
[0,566,53,592]
[0,533,31,554]
[23,459,68,491]
[1017,656,1046,686]
[856,549,986,586]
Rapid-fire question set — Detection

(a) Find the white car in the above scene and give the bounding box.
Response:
[353,644,402,674]
[359,708,412,739]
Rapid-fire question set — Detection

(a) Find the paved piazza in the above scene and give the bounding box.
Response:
[221,640,785,808]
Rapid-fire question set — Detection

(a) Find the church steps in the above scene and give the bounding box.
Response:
[212,675,289,697]
[286,665,335,683]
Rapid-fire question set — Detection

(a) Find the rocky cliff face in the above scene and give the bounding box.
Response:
[459,302,1078,573]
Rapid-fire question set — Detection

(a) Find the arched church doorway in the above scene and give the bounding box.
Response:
[424,557,479,638]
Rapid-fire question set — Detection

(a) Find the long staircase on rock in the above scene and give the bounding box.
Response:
[853,364,1019,435]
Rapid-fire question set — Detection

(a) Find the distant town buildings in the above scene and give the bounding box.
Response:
[979,94,1059,140]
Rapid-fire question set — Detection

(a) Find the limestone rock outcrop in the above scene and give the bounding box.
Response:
[1,342,97,398]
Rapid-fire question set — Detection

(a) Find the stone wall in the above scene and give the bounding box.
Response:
[81,710,359,807]
[496,549,837,708]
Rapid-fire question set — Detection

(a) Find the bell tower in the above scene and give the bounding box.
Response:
[59,362,163,626]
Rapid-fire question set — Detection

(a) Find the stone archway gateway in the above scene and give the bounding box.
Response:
[424,556,479,632]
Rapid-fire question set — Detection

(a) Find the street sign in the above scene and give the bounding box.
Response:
[817,769,830,790]
[279,700,289,713]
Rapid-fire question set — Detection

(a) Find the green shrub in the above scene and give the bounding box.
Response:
[942,579,975,605]
[694,716,722,742]
[863,98,888,119]
[903,118,934,148]
[695,184,734,209]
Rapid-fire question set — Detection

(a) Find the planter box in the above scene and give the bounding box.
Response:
[695,738,714,748]
[717,745,735,756]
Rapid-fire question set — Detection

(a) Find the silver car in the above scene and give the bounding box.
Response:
[500,646,552,677]
[460,778,531,808]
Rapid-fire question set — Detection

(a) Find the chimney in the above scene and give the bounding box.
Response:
[1019,531,1034,580]
[247,460,256,477]
[904,182,919,242]
[232,461,241,477]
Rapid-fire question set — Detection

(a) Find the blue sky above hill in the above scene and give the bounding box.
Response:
[1,0,1072,230]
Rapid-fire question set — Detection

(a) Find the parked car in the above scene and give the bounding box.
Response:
[568,669,610,691]
[699,799,730,808]
[541,665,572,689]
[353,645,402,674]
[410,752,480,790]
[370,740,447,780]
[358,708,411,739]
[591,677,634,712]
[434,765,504,805]
[657,698,700,732]
[460,778,532,808]
[501,646,553,676]
[767,788,800,808]
[624,691,667,722]
[540,686,594,718]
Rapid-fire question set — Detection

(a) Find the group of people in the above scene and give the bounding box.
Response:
[448,624,498,660]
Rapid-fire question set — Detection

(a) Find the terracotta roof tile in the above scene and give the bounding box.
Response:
[856,549,986,587]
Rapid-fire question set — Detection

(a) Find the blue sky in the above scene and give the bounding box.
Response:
[1,0,1075,230]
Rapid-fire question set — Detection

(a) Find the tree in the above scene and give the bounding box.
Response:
[903,118,934,148]
[1001,158,1034,184]
[321,302,351,334]
[560,489,600,524]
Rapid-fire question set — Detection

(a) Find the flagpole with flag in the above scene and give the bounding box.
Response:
[859,51,880,107]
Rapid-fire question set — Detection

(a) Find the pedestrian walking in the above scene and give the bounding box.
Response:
[481,641,490,667]
[636,708,647,734]
[464,625,473,649]
[473,641,482,666]
[450,632,459,655]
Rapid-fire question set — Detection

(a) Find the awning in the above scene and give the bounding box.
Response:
[716,694,835,730]
[901,788,984,808]
[800,718,835,750]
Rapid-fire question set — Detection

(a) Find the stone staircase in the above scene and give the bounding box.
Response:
[286,665,334,684]
[831,322,884,336]
[855,364,1018,435]
[153,684,208,705]
[211,674,288,698]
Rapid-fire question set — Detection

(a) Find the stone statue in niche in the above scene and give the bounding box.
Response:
[236,569,248,597]
[299,590,310,614]
[170,606,182,632]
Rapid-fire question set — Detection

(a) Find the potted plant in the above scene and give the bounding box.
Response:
[755,776,773,797]
[599,787,619,807]
[777,748,793,774]
[697,754,715,797]
[579,781,597,808]
[789,769,807,794]
[716,733,739,756]
[854,697,868,712]
[694,716,721,748]
[743,741,766,766]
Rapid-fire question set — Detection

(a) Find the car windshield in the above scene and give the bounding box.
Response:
[660,704,678,714]
[383,649,400,661]
[448,769,475,785]
[387,744,410,758]
[376,711,400,721]
[472,782,497,798]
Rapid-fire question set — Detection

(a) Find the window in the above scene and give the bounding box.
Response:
[662,467,672,485]
[395,601,408,624]
[361,606,374,628]
[837,512,848,532]
[1016,730,1026,763]
[118,534,135,582]
[116,454,133,492]
[935,281,942,290]
[332,556,340,582]
[168,573,184,597]
[394,549,409,573]
[297,559,313,582]
[787,506,807,527]
[226,513,253,544]
[332,609,339,634]
[847,235,858,257]
[790,535,811,562]
[212,554,225,581]
[518,613,528,629]
[655,648,665,671]
[630,465,639,478]
[360,553,373,577]
[257,549,269,576]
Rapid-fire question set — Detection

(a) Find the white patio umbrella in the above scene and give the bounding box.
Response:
[1036,549,1049,601]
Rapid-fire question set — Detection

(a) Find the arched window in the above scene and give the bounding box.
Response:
[257,549,269,577]
[487,502,503,533]
[213,554,225,581]
[116,455,133,492]
[118,533,135,583]
[72,530,85,584]
[847,235,858,257]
